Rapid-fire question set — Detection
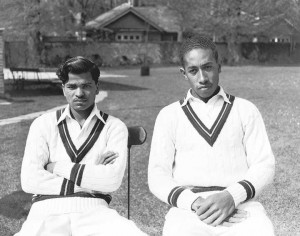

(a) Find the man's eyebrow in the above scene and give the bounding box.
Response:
[200,61,214,66]
[66,81,93,85]
[187,65,198,69]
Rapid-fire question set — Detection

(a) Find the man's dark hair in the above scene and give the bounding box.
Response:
[56,56,100,84]
[180,33,219,67]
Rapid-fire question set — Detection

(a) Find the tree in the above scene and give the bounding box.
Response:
[156,0,298,64]
[1,0,117,66]
[38,0,115,36]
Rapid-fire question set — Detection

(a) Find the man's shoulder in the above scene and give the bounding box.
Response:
[28,110,59,135]
[232,96,262,122]
[155,101,183,123]
[105,113,127,130]
[159,100,182,114]
[32,109,58,125]
[233,96,259,112]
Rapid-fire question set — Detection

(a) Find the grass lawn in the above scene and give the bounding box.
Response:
[0,66,299,236]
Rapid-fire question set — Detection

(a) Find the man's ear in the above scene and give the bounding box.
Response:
[180,67,188,80]
[96,80,100,94]
[61,84,66,96]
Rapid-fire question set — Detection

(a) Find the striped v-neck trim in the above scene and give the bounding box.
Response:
[56,108,108,195]
[180,94,235,146]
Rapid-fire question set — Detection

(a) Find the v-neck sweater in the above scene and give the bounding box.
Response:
[148,87,275,211]
[21,104,128,211]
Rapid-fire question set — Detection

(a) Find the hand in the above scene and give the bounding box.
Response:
[220,209,249,227]
[45,162,56,173]
[95,151,119,165]
[195,191,235,227]
[191,196,205,212]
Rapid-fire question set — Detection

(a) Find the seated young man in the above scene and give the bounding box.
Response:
[148,34,275,236]
[16,56,147,236]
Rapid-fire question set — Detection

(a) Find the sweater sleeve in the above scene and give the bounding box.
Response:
[53,119,128,193]
[21,117,65,195]
[226,104,275,206]
[148,107,199,211]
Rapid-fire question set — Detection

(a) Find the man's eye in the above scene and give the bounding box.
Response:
[203,65,213,71]
[67,85,76,89]
[188,69,197,74]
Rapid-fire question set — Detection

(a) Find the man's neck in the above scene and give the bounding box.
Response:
[70,104,94,127]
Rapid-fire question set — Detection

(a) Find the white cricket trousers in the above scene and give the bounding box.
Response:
[14,197,147,236]
[163,201,275,236]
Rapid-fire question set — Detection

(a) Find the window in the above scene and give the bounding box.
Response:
[115,33,142,42]
[270,36,291,43]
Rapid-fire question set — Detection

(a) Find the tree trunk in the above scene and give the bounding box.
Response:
[26,30,41,67]
[227,40,242,65]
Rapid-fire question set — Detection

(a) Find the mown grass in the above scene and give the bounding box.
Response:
[0,66,299,236]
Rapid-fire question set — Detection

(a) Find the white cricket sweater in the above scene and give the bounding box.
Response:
[148,87,275,211]
[21,104,128,211]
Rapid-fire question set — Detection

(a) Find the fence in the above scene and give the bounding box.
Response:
[4,40,300,68]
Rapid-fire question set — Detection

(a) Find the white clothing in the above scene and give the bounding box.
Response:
[21,104,127,196]
[16,104,146,236]
[15,198,146,236]
[148,87,275,235]
[163,201,274,236]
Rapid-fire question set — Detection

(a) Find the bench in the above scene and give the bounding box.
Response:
[9,67,40,90]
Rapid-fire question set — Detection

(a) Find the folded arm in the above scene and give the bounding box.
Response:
[21,118,66,195]
[52,121,128,192]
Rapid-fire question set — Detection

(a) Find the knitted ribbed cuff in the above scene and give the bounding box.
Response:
[225,183,247,207]
[176,189,199,211]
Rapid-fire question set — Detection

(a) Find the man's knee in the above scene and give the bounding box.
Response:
[230,203,274,236]
[163,208,213,236]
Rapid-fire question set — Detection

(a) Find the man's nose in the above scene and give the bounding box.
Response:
[197,70,207,83]
[75,88,84,97]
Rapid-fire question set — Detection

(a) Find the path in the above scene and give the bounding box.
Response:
[3,68,127,80]
[0,91,108,126]
[0,70,127,126]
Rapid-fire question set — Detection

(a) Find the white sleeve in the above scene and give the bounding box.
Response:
[226,105,275,206]
[21,118,65,195]
[148,108,199,211]
[53,119,128,193]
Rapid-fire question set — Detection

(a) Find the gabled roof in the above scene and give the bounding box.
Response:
[267,18,300,36]
[85,3,180,33]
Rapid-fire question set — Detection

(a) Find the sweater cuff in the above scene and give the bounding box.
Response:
[53,161,74,179]
[225,183,247,207]
[176,189,199,211]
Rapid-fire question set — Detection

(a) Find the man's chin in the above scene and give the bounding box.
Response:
[72,105,89,111]
[197,92,213,99]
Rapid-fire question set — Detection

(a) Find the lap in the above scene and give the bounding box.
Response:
[72,205,147,236]
[15,204,147,236]
[163,201,274,236]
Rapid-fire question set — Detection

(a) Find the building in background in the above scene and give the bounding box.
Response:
[85,2,179,42]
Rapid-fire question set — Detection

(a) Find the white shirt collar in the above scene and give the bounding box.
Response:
[181,87,231,106]
[56,104,106,125]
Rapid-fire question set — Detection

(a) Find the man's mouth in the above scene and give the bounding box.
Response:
[197,85,211,90]
[74,99,87,103]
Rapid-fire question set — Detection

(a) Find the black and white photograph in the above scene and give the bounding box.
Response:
[0,0,299,235]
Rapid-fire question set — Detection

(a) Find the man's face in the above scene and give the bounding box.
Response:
[180,48,220,99]
[62,72,99,113]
